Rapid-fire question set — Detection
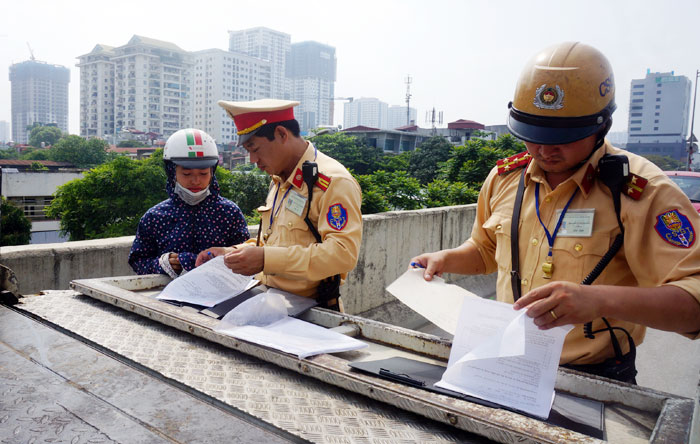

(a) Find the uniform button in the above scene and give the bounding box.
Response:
[545,197,552,203]
[496,224,502,230]
[521,278,529,287]
[531,238,538,246]
[574,243,583,252]
[287,222,293,227]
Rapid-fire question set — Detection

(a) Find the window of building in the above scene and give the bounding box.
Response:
[630,127,641,131]
[656,98,661,102]
[632,99,643,103]
[656,90,661,94]
[654,119,659,123]
[630,120,642,124]
[632,91,644,96]
[633,84,644,89]
[631,112,643,117]
[655,105,661,109]
[654,127,658,131]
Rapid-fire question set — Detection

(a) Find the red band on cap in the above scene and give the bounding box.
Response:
[234,108,296,135]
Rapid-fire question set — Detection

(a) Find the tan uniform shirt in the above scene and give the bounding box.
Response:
[469,141,700,365]
[253,141,363,298]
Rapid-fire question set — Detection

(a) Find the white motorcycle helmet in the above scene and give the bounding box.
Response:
[163,128,219,169]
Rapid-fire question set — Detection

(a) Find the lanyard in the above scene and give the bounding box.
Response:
[269,183,292,228]
[535,183,578,265]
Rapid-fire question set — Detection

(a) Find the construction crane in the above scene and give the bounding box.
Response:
[26,42,35,61]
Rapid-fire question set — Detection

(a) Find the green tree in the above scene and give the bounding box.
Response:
[376,152,410,172]
[354,175,390,214]
[0,149,19,160]
[424,179,480,208]
[49,136,107,167]
[408,136,454,184]
[643,154,685,171]
[46,154,167,240]
[440,135,523,186]
[29,161,48,171]
[216,169,270,216]
[29,125,63,148]
[360,170,425,211]
[1,198,31,246]
[20,148,50,161]
[312,132,383,175]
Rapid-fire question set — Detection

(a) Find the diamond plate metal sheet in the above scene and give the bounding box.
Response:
[18,291,489,444]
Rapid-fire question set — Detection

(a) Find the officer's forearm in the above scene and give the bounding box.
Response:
[597,284,700,334]
[441,240,487,275]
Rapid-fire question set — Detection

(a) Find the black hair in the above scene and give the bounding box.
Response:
[253,119,301,141]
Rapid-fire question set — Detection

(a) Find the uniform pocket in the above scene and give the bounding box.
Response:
[483,213,513,271]
[276,214,316,247]
[552,233,614,281]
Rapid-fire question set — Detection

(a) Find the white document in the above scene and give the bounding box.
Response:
[215,317,368,359]
[435,296,572,418]
[386,268,479,335]
[157,256,258,307]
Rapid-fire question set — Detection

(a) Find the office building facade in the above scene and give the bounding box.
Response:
[77,44,116,139]
[78,35,193,141]
[626,70,692,160]
[229,27,290,100]
[387,105,417,129]
[343,98,388,130]
[286,41,336,133]
[0,120,10,144]
[193,49,271,146]
[9,60,70,144]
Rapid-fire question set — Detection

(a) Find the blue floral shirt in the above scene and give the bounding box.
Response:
[128,172,249,275]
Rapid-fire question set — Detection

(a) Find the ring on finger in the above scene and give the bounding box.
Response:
[549,310,558,320]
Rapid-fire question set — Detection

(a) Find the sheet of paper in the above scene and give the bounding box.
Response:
[386,268,479,335]
[157,256,258,307]
[435,296,572,418]
[214,317,368,359]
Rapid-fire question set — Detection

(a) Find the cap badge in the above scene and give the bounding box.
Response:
[534,84,564,110]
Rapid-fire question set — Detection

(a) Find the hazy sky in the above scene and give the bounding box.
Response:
[2,0,699,136]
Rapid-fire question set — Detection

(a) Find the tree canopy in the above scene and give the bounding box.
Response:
[643,154,686,171]
[49,136,108,167]
[29,125,63,148]
[408,136,454,184]
[1,198,32,246]
[312,132,383,175]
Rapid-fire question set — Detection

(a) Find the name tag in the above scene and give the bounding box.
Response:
[556,209,595,237]
[286,190,307,217]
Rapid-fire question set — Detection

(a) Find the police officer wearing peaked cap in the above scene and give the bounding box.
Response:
[196,99,363,311]
[411,42,700,383]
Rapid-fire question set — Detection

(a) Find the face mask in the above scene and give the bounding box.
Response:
[174,182,210,206]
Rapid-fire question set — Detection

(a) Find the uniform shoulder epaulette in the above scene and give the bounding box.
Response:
[497,151,531,175]
[624,173,647,200]
[316,172,331,191]
[290,167,331,190]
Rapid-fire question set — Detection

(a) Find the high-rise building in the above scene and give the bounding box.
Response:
[193,49,271,146]
[626,70,692,160]
[77,44,116,139]
[343,98,388,129]
[0,120,10,143]
[229,27,290,100]
[78,35,193,141]
[286,41,336,133]
[9,60,70,144]
[387,105,417,129]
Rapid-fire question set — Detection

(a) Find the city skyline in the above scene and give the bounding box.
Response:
[2,0,700,138]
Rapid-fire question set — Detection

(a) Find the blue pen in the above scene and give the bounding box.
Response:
[207,251,213,259]
[410,261,425,269]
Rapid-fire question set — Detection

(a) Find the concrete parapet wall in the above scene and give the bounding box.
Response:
[0,205,491,314]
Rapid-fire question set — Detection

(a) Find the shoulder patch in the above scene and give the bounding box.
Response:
[326,203,348,231]
[654,209,695,248]
[497,151,531,175]
[316,172,331,191]
[624,173,647,200]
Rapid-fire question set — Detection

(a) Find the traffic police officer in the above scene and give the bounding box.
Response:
[411,42,700,382]
[197,99,362,310]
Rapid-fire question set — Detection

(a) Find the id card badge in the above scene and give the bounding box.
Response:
[286,190,308,217]
[556,209,595,237]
